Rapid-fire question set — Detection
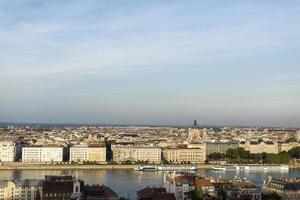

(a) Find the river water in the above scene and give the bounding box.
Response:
[0,169,299,199]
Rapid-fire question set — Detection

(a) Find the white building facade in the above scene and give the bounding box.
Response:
[22,146,63,162]
[70,145,106,163]
[0,141,16,162]
[112,145,161,163]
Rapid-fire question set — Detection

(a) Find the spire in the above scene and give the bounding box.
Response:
[192,120,198,128]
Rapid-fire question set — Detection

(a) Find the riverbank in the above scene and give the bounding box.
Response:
[1,163,298,170]
[0,163,214,170]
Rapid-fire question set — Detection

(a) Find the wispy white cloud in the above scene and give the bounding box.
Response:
[0,1,300,126]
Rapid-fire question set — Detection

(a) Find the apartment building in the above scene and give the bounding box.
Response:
[0,180,42,200]
[112,145,161,163]
[164,172,195,200]
[264,177,300,200]
[70,145,106,163]
[22,146,63,162]
[163,147,206,164]
[0,139,16,162]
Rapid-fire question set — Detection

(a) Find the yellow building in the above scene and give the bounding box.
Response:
[278,142,299,152]
[239,140,279,154]
[0,180,42,200]
[163,147,206,164]
[70,145,106,163]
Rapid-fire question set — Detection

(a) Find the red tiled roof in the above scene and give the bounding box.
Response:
[0,137,15,142]
[194,179,213,187]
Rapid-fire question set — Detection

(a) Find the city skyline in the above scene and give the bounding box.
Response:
[1,1,300,127]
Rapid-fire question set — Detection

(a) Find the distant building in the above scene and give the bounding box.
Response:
[278,142,300,152]
[240,140,279,154]
[187,120,207,143]
[230,180,262,200]
[70,145,106,163]
[137,187,176,200]
[22,146,63,162]
[40,176,83,200]
[162,147,206,164]
[206,141,239,155]
[0,139,16,162]
[164,172,195,200]
[212,180,234,199]
[211,178,261,200]
[0,179,42,200]
[264,177,300,200]
[194,179,216,197]
[84,185,119,200]
[111,145,161,163]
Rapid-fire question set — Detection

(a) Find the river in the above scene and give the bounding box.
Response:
[0,168,299,199]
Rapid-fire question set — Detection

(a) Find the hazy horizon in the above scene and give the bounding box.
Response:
[1,1,300,127]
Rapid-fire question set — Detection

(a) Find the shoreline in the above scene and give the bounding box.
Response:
[0,163,214,170]
[0,163,299,170]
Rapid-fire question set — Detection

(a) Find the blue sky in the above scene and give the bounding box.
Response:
[0,0,300,127]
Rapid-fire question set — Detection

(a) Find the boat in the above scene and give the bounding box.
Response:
[135,166,158,171]
[211,166,226,171]
[212,164,289,172]
[135,165,197,171]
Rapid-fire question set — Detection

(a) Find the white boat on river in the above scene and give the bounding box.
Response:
[212,164,289,172]
[135,165,197,171]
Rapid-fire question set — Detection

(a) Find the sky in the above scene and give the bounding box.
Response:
[0,0,300,127]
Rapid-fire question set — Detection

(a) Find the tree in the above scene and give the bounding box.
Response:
[288,147,300,159]
[264,152,291,164]
[226,148,250,161]
[250,154,263,163]
[226,148,240,159]
[192,187,203,200]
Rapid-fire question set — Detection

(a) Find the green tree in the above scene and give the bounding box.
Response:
[226,147,251,162]
[192,187,203,200]
[264,152,290,164]
[288,147,300,159]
